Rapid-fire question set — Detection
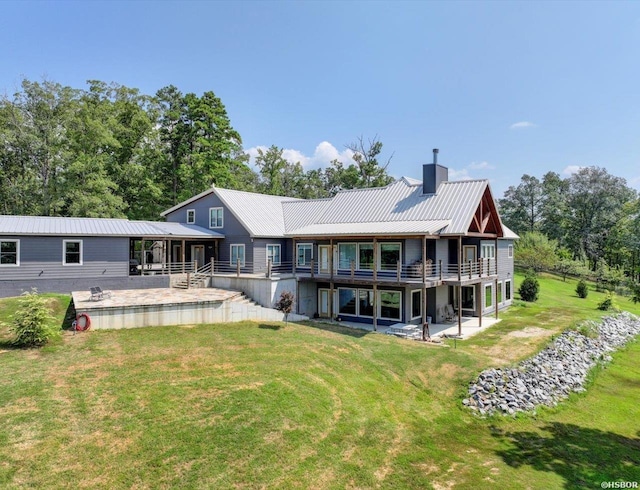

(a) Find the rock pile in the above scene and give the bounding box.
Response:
[463,313,640,416]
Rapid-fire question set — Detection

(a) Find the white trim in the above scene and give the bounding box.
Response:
[378,289,402,321]
[0,239,20,267]
[337,242,357,270]
[410,289,422,320]
[318,288,331,317]
[186,209,196,224]
[209,207,224,229]
[266,244,281,265]
[296,243,313,267]
[63,239,83,266]
[160,187,215,217]
[378,242,402,271]
[230,243,245,267]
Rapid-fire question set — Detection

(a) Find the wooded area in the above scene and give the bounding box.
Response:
[0,78,393,220]
[2,78,639,282]
[498,170,640,284]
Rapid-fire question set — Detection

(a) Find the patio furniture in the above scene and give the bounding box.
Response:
[89,286,112,301]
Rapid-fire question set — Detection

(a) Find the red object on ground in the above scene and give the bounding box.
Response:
[76,312,91,331]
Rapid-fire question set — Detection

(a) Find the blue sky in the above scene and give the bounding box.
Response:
[2,0,640,198]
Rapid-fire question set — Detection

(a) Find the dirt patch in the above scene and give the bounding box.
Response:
[507,327,549,338]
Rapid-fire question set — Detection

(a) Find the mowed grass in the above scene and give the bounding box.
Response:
[1,276,639,489]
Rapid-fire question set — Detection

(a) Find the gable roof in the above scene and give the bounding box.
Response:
[0,215,223,239]
[282,178,502,237]
[214,188,301,238]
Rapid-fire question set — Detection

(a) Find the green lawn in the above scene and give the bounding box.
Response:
[1,275,639,489]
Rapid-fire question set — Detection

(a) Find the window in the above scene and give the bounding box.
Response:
[505,280,512,301]
[209,207,223,228]
[485,284,493,309]
[411,290,422,319]
[296,243,313,267]
[230,244,245,266]
[0,240,19,266]
[379,243,401,271]
[481,242,495,259]
[338,288,357,315]
[359,290,374,317]
[186,209,196,224]
[267,244,281,265]
[379,290,401,320]
[497,281,503,304]
[358,244,374,270]
[63,240,83,265]
[508,244,513,258]
[338,243,357,269]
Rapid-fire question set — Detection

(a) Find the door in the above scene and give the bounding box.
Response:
[191,245,205,270]
[318,288,330,317]
[463,245,477,274]
[319,245,331,273]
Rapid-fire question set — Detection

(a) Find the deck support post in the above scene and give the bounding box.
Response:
[373,283,378,332]
[422,235,427,327]
[457,284,462,336]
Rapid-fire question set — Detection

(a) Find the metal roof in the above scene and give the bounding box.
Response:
[500,224,520,240]
[284,178,491,236]
[214,187,301,237]
[0,215,223,239]
[285,220,451,237]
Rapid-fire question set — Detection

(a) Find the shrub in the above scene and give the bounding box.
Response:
[7,290,60,347]
[575,279,589,299]
[630,281,640,304]
[597,291,619,312]
[518,270,539,302]
[274,291,295,326]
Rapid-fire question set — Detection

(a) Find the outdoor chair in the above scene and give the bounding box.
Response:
[95,286,112,299]
[444,304,455,323]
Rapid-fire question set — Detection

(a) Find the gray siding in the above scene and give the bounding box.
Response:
[1,236,129,280]
[405,239,421,265]
[165,193,250,237]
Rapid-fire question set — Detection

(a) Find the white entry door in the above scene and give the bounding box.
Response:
[318,288,330,317]
[319,246,331,273]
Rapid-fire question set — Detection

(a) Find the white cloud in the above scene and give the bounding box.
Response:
[448,168,472,181]
[468,161,495,170]
[510,121,537,130]
[246,141,356,169]
[562,165,583,176]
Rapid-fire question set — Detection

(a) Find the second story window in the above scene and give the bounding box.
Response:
[481,242,495,259]
[186,209,195,224]
[209,207,223,228]
[296,243,312,267]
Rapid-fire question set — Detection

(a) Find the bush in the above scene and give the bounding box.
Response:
[518,270,540,302]
[576,279,589,299]
[630,281,640,304]
[597,291,619,312]
[274,291,295,325]
[7,290,60,347]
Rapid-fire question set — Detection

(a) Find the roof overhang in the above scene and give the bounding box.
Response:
[285,220,451,238]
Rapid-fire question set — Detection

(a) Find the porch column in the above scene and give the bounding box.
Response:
[373,237,377,282]
[292,238,297,274]
[495,278,499,320]
[329,238,334,281]
[141,239,146,273]
[329,281,334,320]
[296,279,300,314]
[478,283,483,328]
[422,235,427,327]
[373,283,378,332]
[181,239,186,273]
[457,284,462,336]
[168,240,172,276]
[457,236,462,281]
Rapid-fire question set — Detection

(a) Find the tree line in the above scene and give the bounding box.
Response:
[498,169,640,283]
[0,78,393,220]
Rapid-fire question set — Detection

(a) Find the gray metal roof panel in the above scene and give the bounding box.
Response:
[282,199,332,232]
[0,216,223,238]
[214,188,301,237]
